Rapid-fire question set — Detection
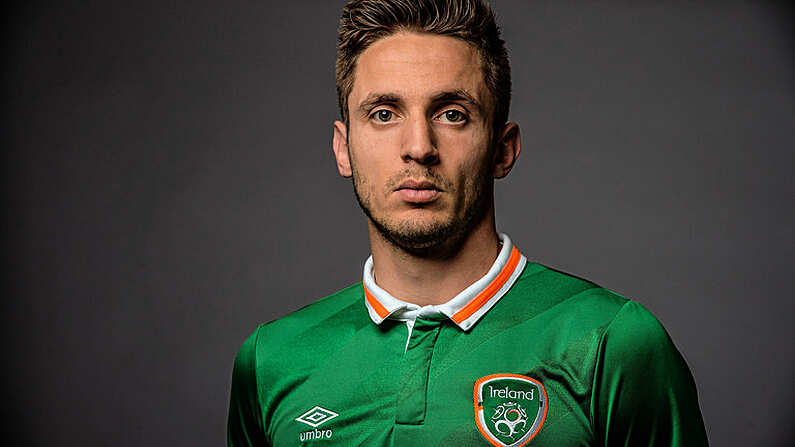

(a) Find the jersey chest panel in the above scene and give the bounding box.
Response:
[267,316,599,446]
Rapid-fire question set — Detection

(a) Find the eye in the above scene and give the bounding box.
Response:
[372,109,394,122]
[440,109,467,123]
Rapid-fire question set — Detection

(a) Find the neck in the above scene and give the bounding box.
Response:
[368,209,501,306]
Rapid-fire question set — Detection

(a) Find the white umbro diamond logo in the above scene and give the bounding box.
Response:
[295,406,339,428]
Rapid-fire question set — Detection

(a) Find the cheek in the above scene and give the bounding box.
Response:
[446,139,492,179]
[350,130,397,171]
[350,145,391,202]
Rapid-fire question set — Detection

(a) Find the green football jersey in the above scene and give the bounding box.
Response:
[228,234,708,446]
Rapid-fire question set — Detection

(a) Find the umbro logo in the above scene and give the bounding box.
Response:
[295,406,338,427]
[296,406,338,442]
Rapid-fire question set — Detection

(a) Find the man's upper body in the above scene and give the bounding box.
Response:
[229,0,708,445]
[228,234,708,446]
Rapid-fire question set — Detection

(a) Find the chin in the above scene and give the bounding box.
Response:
[396,210,451,230]
[376,214,464,251]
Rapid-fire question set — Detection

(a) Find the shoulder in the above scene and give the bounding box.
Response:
[241,281,366,355]
[255,281,365,342]
[504,263,673,354]
[598,299,681,367]
[509,262,631,326]
[535,265,672,349]
[234,281,368,381]
[586,291,708,444]
[569,286,691,388]
[520,264,686,373]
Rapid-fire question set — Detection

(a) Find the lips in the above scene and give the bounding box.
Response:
[397,179,441,191]
[396,179,442,204]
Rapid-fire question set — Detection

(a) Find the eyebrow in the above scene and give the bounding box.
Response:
[356,89,483,117]
[430,90,483,114]
[357,93,402,116]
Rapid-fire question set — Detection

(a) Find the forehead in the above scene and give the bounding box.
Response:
[351,32,488,106]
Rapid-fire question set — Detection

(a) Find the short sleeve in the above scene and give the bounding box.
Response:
[591,301,708,446]
[227,327,269,447]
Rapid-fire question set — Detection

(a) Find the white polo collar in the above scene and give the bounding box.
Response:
[362,233,527,331]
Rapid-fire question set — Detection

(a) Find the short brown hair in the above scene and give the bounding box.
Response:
[335,0,511,131]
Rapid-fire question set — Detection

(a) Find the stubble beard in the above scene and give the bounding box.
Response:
[350,157,493,257]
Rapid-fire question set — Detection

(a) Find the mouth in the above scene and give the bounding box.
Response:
[395,179,442,204]
[397,179,442,191]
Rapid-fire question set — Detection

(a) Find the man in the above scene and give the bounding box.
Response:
[228,0,709,445]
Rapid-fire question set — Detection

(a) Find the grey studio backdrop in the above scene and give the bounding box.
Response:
[3,1,792,446]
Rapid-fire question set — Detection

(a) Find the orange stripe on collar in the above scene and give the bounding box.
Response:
[451,246,522,325]
[364,284,390,319]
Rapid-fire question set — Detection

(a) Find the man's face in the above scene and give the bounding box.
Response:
[333,32,500,252]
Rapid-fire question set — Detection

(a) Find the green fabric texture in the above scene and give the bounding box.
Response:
[396,318,442,425]
[228,263,708,446]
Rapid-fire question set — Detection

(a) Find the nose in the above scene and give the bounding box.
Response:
[400,116,439,166]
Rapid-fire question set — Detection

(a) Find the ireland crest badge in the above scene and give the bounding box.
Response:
[473,374,547,447]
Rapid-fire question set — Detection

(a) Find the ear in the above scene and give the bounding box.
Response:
[492,122,521,179]
[332,120,352,178]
